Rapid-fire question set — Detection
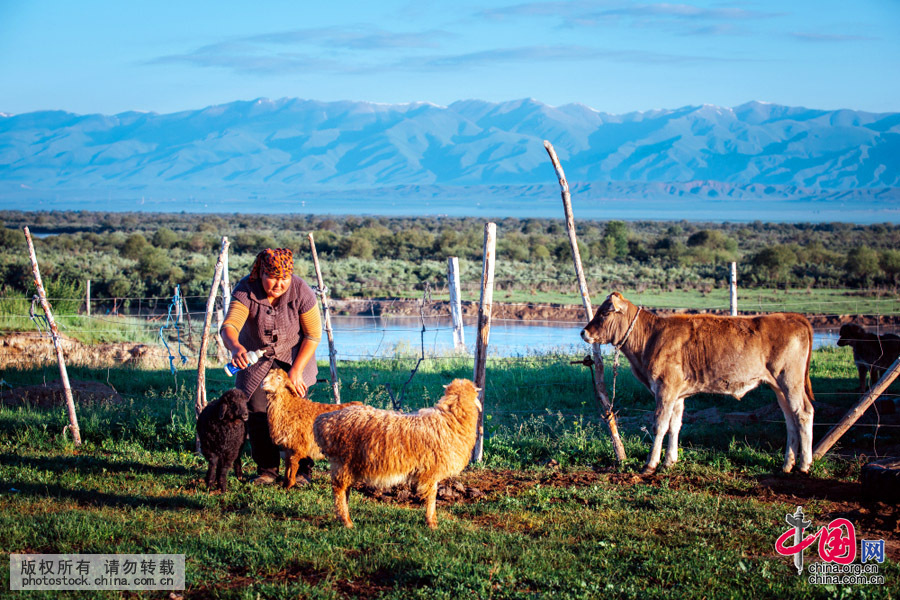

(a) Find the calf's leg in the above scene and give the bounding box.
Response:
[643,389,677,475]
[796,401,814,474]
[661,398,685,469]
[771,386,797,473]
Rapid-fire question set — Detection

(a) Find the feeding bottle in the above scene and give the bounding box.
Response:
[224,350,260,376]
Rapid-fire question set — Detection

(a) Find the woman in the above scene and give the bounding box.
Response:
[220,248,321,485]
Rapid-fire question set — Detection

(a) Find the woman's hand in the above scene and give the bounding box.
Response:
[230,344,251,369]
[287,364,308,397]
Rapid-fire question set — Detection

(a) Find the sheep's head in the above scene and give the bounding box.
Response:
[218,389,249,422]
[442,379,482,412]
[262,367,291,395]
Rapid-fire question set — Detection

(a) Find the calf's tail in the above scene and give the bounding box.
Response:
[804,324,816,407]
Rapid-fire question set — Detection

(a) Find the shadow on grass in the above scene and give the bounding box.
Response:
[3,480,205,511]
[0,452,194,477]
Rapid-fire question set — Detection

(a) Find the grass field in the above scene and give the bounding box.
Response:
[1,348,898,598]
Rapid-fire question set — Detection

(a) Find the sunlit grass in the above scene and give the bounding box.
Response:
[0,350,896,598]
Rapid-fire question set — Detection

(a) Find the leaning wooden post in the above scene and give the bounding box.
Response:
[544,140,627,464]
[813,356,900,460]
[24,227,82,446]
[85,279,91,317]
[471,223,496,464]
[216,239,231,363]
[729,262,738,316]
[447,257,466,351]
[309,233,341,404]
[195,237,230,451]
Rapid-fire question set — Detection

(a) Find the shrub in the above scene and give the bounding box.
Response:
[845,246,880,285]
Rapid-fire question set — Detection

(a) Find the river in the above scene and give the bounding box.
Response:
[315,315,841,360]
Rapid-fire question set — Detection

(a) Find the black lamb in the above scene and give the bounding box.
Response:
[198,389,250,492]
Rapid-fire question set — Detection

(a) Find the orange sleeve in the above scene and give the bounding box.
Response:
[221,300,249,335]
[300,304,322,342]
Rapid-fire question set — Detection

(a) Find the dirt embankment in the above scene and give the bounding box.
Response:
[0,331,175,371]
[331,298,900,330]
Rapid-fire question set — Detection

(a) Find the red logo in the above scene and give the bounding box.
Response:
[776,506,857,574]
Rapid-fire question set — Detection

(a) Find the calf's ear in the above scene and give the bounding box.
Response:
[609,292,627,313]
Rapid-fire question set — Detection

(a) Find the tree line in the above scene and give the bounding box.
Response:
[1,210,898,303]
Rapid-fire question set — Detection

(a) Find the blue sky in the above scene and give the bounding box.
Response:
[1,0,898,116]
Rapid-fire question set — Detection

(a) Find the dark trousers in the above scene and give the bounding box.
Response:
[248,384,280,476]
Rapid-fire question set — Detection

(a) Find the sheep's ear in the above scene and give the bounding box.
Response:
[474,387,482,393]
[218,403,229,419]
[442,384,449,389]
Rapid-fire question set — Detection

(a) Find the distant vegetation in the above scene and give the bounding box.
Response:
[1,211,899,306]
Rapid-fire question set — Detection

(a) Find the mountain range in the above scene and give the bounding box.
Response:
[1,98,898,219]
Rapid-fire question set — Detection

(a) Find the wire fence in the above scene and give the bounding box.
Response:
[4,287,900,353]
[6,284,900,459]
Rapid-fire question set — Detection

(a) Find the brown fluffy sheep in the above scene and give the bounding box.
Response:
[313,379,481,529]
[261,368,361,489]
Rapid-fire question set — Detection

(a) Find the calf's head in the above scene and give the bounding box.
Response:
[837,323,865,347]
[581,292,633,345]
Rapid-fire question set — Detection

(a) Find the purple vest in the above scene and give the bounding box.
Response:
[231,275,319,396]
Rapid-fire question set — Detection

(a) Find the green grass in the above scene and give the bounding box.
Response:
[1,350,897,598]
[0,288,163,345]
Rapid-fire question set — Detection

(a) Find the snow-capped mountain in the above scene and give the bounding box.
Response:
[1,98,898,215]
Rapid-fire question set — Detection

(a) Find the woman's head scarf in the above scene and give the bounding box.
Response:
[249,248,294,281]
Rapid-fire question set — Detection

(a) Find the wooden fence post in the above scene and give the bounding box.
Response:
[544,140,627,464]
[221,247,231,308]
[86,279,91,317]
[730,262,738,316]
[471,223,496,464]
[24,227,82,446]
[215,306,229,364]
[813,356,900,460]
[182,293,194,347]
[195,237,230,451]
[309,233,341,404]
[447,257,466,351]
[216,240,231,363]
[176,286,183,324]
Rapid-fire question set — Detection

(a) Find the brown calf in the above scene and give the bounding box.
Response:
[581,292,815,475]
[837,324,900,393]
